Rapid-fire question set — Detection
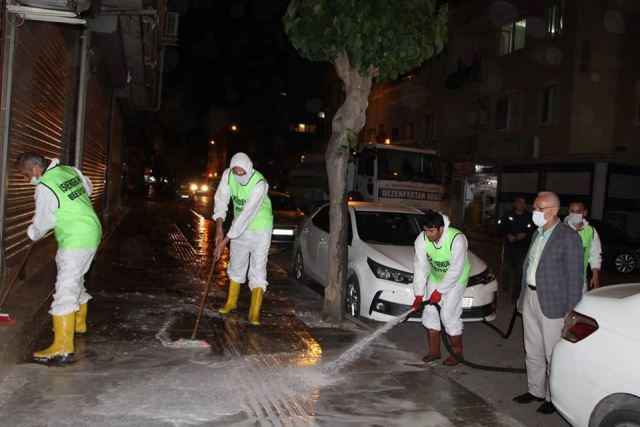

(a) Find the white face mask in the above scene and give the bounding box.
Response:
[234,173,250,185]
[29,176,39,186]
[569,213,583,226]
[532,210,548,227]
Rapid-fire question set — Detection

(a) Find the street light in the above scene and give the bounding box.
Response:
[210,140,215,145]
[230,124,238,132]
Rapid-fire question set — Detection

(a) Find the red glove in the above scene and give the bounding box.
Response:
[411,296,423,311]
[429,290,442,305]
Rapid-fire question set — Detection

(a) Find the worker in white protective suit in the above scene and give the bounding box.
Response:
[212,152,273,325]
[411,210,470,366]
[17,152,102,363]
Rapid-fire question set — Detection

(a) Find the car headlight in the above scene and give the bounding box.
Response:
[468,268,496,287]
[200,184,209,192]
[367,258,413,284]
[189,183,198,191]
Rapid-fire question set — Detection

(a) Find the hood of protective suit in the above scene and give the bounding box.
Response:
[229,152,254,185]
[433,213,451,248]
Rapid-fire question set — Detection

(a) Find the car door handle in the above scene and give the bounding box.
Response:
[319,237,326,244]
[302,227,309,233]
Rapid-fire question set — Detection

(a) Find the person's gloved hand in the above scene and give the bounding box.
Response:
[429,290,442,305]
[411,296,423,311]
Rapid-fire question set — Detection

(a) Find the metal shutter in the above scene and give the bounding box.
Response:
[3,21,77,270]
[106,106,123,221]
[81,68,110,217]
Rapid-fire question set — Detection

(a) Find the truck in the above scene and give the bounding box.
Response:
[287,143,445,213]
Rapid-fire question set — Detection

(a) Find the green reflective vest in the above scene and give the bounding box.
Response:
[228,170,273,231]
[576,224,595,282]
[39,165,102,249]
[424,227,471,285]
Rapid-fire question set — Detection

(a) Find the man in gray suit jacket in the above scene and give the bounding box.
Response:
[512,191,583,414]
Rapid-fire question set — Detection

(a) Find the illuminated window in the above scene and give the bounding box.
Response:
[498,19,526,56]
[546,1,563,38]
[291,123,317,134]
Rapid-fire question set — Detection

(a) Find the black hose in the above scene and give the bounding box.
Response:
[418,301,527,374]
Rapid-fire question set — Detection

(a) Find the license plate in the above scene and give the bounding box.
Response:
[462,297,473,308]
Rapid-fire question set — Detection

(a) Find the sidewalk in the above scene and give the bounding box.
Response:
[0,201,525,425]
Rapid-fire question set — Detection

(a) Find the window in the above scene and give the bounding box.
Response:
[540,86,556,125]
[498,19,527,56]
[495,93,523,130]
[580,40,591,73]
[291,123,317,134]
[546,1,563,37]
[426,112,438,141]
[366,128,376,143]
[358,149,375,176]
[312,206,330,233]
[391,127,400,139]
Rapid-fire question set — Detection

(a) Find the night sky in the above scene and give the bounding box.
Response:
[154,0,328,181]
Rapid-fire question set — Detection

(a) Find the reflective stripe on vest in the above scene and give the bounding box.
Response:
[424,227,470,284]
[228,170,273,231]
[577,225,595,282]
[39,165,102,249]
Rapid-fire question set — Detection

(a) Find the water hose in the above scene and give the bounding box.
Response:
[418,300,526,374]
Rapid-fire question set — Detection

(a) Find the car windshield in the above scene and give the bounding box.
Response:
[270,194,297,211]
[355,211,423,245]
[377,149,442,184]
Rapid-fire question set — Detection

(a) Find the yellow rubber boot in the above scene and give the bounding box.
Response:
[33,313,75,362]
[248,287,264,325]
[75,303,88,334]
[219,280,240,314]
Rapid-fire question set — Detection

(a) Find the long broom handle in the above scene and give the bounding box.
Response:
[0,244,34,309]
[190,254,218,340]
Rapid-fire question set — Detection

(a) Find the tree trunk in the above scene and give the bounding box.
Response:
[323,52,374,323]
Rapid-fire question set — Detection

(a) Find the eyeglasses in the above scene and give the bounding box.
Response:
[533,206,555,212]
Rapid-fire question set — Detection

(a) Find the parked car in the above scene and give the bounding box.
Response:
[550,283,640,427]
[269,191,306,244]
[293,202,498,322]
[589,219,640,275]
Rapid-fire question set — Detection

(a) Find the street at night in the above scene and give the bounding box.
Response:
[1,1,640,426]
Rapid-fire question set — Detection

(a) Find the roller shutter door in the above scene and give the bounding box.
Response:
[2,22,78,273]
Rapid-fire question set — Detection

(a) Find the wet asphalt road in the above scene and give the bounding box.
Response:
[0,199,522,426]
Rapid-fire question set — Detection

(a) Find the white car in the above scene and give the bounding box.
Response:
[550,283,640,427]
[292,202,498,322]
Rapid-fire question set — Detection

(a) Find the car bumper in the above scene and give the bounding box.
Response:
[365,280,498,323]
[550,340,597,427]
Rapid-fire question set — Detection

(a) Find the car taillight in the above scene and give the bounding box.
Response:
[562,311,599,343]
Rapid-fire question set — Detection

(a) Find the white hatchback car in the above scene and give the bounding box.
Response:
[550,283,640,427]
[292,202,498,322]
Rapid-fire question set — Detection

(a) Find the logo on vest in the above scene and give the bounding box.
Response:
[58,176,86,201]
[427,254,450,273]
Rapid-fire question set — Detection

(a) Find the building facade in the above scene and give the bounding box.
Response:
[363,0,640,237]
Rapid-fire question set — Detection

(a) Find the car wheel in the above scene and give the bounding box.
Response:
[600,408,640,427]
[344,275,360,317]
[293,250,310,284]
[615,252,636,274]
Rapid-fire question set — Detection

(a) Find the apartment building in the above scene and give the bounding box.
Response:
[364,0,640,237]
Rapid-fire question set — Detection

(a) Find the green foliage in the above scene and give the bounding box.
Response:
[283,0,447,81]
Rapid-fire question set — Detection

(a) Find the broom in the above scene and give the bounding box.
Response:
[156,254,217,349]
[0,245,34,325]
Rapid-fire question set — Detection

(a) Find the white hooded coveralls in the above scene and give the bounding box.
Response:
[412,214,468,335]
[27,159,97,316]
[212,153,272,290]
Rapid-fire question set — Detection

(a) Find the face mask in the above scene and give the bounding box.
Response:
[234,173,250,185]
[29,176,39,186]
[532,210,548,228]
[569,213,583,226]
